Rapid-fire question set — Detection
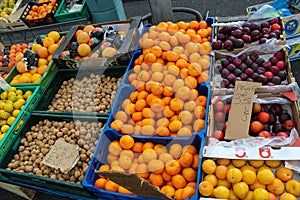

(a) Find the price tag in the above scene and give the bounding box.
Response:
[42,138,79,173]
[0,77,10,91]
[225,81,261,140]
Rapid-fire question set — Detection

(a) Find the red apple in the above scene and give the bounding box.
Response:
[214,101,225,112]
[276,132,289,138]
[257,112,270,124]
[284,120,296,131]
[212,130,225,140]
[258,131,272,138]
[214,112,225,123]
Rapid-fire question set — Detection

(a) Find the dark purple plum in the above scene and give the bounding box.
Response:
[250,53,259,61]
[257,67,266,74]
[227,73,236,82]
[276,61,286,70]
[234,68,243,76]
[272,76,281,85]
[227,64,236,72]
[212,40,223,50]
[262,61,272,70]
[230,26,238,31]
[267,82,275,86]
[270,66,280,75]
[222,79,230,87]
[251,72,259,80]
[226,55,234,63]
[269,113,277,125]
[241,34,252,43]
[261,105,269,112]
[272,123,284,133]
[273,30,281,38]
[245,68,254,76]
[269,32,277,39]
[274,51,284,60]
[240,73,248,80]
[264,124,270,132]
[247,77,254,82]
[279,113,291,123]
[238,53,247,61]
[245,58,254,67]
[269,56,278,65]
[217,33,227,42]
[269,18,279,25]
[239,63,248,72]
[251,30,260,38]
[216,64,223,72]
[228,36,236,42]
[257,74,268,84]
[261,21,270,29]
[233,39,245,48]
[259,38,267,44]
[232,29,243,38]
[262,27,271,35]
[242,22,251,28]
[277,70,286,80]
[233,58,242,67]
[250,22,260,30]
[270,104,283,116]
[255,58,265,66]
[242,27,251,35]
[221,59,230,67]
[235,77,242,81]
[251,63,259,71]
[221,68,230,77]
[220,26,231,34]
[224,40,234,50]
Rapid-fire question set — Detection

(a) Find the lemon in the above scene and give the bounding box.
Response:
[5,100,13,105]
[0,91,7,100]
[0,102,5,109]
[8,95,17,102]
[0,119,6,126]
[12,109,20,117]
[0,133,5,141]
[8,87,16,92]
[24,91,32,99]
[13,101,22,110]
[7,116,15,126]
[4,103,13,113]
[7,91,16,98]
[0,111,10,119]
[16,89,23,96]
[1,124,10,133]
[16,95,24,100]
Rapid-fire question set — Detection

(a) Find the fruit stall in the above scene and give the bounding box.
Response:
[0,0,299,200]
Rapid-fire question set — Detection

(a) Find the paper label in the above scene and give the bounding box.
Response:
[0,77,10,91]
[225,81,261,140]
[42,138,79,173]
[96,171,172,200]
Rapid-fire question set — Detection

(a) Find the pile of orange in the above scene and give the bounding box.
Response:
[25,0,56,20]
[11,31,60,84]
[94,135,199,199]
[110,20,212,137]
[199,159,300,199]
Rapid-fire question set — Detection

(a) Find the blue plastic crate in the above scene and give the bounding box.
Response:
[83,129,205,200]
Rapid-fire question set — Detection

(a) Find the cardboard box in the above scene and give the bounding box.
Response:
[52,16,142,69]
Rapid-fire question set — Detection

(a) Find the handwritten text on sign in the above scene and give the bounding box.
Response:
[225,81,261,140]
[42,138,79,173]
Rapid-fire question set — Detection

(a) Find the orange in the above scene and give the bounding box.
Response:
[166,51,180,62]
[185,76,197,89]
[198,21,208,29]
[176,86,191,100]
[120,124,134,134]
[136,163,149,178]
[154,144,167,156]
[148,159,164,173]
[119,135,134,150]
[170,144,182,159]
[197,29,209,38]
[182,167,197,182]
[77,32,90,44]
[144,52,156,64]
[118,186,132,195]
[131,142,143,153]
[119,155,132,170]
[161,185,176,197]
[149,173,164,187]
[179,152,193,167]
[94,178,107,189]
[165,160,181,175]
[43,37,55,48]
[188,63,202,76]
[110,120,123,132]
[108,141,122,156]
[177,21,189,30]
[104,180,119,192]
[114,111,128,123]
[37,47,49,58]
[77,44,91,57]
[197,72,209,83]
[143,142,154,150]
[156,126,170,136]
[16,61,27,73]
[170,98,183,112]
[172,174,187,189]
[48,31,60,42]
[194,105,206,119]
[48,44,58,55]
[83,25,95,33]
[37,64,48,75]
[141,125,155,136]
[159,153,174,164]
[142,148,157,163]
[181,186,196,199]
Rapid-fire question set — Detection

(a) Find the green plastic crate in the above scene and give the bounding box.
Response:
[54,0,89,23]
[0,85,41,162]
[32,66,126,117]
[5,62,58,91]
[0,112,107,199]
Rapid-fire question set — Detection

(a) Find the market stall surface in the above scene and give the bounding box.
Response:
[0,0,292,199]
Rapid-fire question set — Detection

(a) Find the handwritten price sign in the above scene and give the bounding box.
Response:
[225,81,261,140]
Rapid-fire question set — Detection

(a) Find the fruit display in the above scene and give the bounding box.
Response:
[59,24,128,60]
[25,0,57,21]
[109,20,212,137]
[94,134,199,199]
[10,31,61,84]
[0,0,15,20]
[214,50,287,88]
[0,87,33,141]
[199,158,300,199]
[47,74,122,113]
[6,118,105,184]
[212,17,283,51]
[0,43,29,69]
[211,99,297,140]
